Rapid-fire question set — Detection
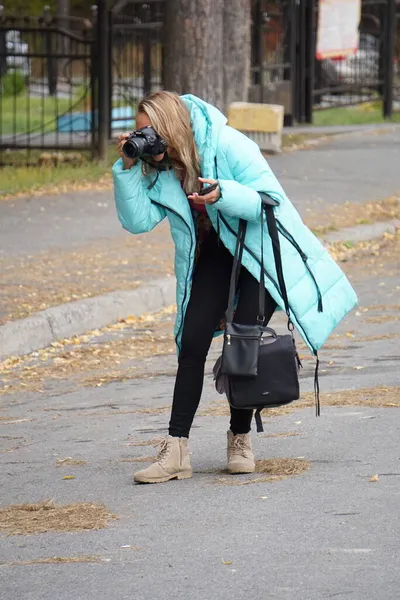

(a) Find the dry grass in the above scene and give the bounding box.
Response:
[364,315,400,324]
[305,195,400,235]
[256,458,310,476]
[56,458,87,467]
[328,228,400,263]
[358,333,400,342]
[3,556,103,566]
[0,225,174,323]
[201,386,400,420]
[215,458,310,486]
[131,406,170,415]
[0,308,176,398]
[365,304,400,311]
[263,432,300,439]
[0,500,117,536]
[125,438,162,447]
[120,456,157,463]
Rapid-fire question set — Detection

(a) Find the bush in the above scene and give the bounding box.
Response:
[1,70,26,97]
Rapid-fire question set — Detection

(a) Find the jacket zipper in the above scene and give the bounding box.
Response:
[151,200,194,351]
[218,213,317,355]
[276,220,323,313]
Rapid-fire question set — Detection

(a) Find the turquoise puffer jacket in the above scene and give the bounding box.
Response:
[112,94,357,355]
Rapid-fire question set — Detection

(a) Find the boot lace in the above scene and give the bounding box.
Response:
[155,438,172,464]
[232,436,251,458]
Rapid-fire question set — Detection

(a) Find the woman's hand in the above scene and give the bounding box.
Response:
[117,133,137,170]
[188,177,221,205]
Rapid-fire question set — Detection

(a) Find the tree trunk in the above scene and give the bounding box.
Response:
[223,0,251,108]
[163,0,224,112]
[56,0,70,83]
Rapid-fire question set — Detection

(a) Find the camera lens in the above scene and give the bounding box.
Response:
[123,139,140,159]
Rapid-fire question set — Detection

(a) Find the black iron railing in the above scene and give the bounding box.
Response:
[0,0,398,164]
[0,6,97,165]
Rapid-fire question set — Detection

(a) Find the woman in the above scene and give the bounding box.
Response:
[113,91,357,484]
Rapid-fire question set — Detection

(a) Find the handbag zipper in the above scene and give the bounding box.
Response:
[276,220,323,313]
[225,333,261,345]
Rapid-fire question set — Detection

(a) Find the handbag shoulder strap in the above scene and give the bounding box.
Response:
[226,193,292,327]
[226,219,247,322]
[262,200,291,319]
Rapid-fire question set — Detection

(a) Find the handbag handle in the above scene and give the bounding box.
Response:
[261,326,277,338]
[261,194,291,322]
[226,219,247,322]
[226,192,292,328]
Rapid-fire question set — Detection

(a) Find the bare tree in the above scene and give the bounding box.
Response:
[57,0,70,82]
[223,0,251,107]
[57,0,70,19]
[163,0,224,111]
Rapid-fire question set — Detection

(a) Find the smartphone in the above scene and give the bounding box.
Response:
[197,182,218,196]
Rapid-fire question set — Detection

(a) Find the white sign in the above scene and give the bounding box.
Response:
[316,0,361,60]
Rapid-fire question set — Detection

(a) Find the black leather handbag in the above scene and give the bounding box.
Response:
[220,218,263,378]
[217,194,302,432]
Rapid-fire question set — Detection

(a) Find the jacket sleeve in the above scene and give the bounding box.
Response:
[215,134,285,222]
[112,158,166,234]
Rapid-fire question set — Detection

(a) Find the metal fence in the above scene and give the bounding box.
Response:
[0,7,98,165]
[313,0,399,115]
[1,0,399,164]
[252,0,400,122]
[250,0,297,125]
[109,0,165,136]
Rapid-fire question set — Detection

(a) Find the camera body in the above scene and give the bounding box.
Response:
[122,126,167,160]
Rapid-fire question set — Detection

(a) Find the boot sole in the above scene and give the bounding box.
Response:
[227,466,256,474]
[134,470,193,484]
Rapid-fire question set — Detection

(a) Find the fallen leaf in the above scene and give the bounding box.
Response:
[222,559,233,565]
[369,474,379,482]
[62,475,76,480]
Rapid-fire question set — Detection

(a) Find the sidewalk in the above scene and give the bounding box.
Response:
[0,128,399,356]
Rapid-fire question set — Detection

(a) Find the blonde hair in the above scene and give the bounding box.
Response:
[137,91,201,193]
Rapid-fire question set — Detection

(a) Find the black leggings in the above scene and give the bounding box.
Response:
[169,229,276,438]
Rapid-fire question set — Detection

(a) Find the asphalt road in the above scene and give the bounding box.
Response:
[1,232,399,600]
[1,128,400,258]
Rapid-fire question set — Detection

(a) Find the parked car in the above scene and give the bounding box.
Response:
[5,30,30,77]
[333,33,380,84]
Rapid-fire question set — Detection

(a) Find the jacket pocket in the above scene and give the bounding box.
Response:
[276,220,323,313]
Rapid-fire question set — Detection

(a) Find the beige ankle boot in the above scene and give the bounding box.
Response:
[134,436,192,484]
[227,430,255,474]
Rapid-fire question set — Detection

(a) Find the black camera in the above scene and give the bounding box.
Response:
[122,126,167,160]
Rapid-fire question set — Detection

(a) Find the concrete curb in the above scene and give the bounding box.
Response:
[282,122,400,136]
[281,123,400,154]
[0,277,176,360]
[322,219,400,245]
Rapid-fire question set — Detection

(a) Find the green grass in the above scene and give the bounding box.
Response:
[0,151,116,199]
[313,101,400,127]
[0,95,84,136]
[1,93,134,136]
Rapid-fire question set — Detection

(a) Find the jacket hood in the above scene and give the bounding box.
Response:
[181,94,227,179]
